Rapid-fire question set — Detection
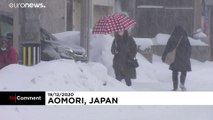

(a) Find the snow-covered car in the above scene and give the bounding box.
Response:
[40,29,87,61]
[0,11,87,62]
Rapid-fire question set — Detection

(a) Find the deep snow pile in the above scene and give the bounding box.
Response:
[193,29,208,43]
[134,38,153,50]
[89,34,115,76]
[0,59,130,91]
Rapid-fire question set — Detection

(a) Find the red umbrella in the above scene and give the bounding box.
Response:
[92,14,136,34]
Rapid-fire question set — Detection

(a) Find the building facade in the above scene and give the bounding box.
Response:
[205,0,213,60]
[0,0,116,34]
[126,0,203,38]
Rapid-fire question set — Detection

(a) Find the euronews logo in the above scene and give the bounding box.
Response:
[9,2,46,8]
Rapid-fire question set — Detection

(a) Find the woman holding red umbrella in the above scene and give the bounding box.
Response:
[92,14,137,86]
[111,30,137,86]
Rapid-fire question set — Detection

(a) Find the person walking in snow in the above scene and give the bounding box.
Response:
[111,30,137,86]
[0,36,17,69]
[162,25,192,91]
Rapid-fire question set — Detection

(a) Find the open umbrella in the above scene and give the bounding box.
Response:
[92,14,136,34]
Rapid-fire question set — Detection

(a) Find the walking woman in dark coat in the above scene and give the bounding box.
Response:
[162,26,192,91]
[111,30,137,86]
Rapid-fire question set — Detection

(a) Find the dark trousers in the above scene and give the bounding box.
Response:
[114,68,132,86]
[172,71,187,90]
[117,78,132,86]
[124,78,132,86]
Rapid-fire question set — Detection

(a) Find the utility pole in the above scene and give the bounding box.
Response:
[210,7,213,61]
[13,0,41,66]
[80,0,92,61]
[66,0,73,31]
[114,0,121,12]
[128,0,136,36]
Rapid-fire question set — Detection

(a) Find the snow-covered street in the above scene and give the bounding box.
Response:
[1,105,213,120]
[133,55,213,91]
[1,0,213,119]
[1,32,213,120]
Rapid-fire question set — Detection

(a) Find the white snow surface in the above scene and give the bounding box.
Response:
[1,31,213,120]
[193,31,207,39]
[0,60,130,91]
[53,31,80,45]
[153,33,208,46]
[135,38,153,50]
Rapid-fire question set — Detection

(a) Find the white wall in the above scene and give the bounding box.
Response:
[93,6,112,25]
[40,0,66,33]
[92,0,114,6]
[0,0,66,34]
[92,0,114,28]
[72,0,115,31]
[0,0,13,13]
[73,0,81,31]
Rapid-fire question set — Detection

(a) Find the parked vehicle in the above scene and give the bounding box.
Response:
[40,29,87,61]
[0,11,87,61]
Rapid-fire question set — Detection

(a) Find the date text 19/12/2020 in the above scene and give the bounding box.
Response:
[47,97,118,105]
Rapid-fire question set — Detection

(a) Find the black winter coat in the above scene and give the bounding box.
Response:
[162,33,192,72]
[111,34,137,80]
